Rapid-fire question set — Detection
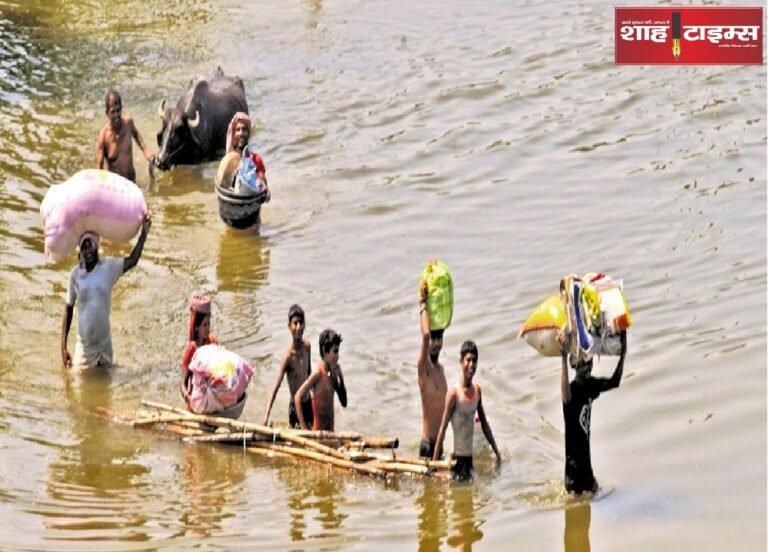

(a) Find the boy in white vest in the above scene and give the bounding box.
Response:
[433,340,501,480]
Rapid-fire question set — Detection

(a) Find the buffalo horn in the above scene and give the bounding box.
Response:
[188,110,200,129]
[157,100,166,118]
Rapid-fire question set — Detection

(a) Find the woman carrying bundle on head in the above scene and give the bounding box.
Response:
[180,292,218,409]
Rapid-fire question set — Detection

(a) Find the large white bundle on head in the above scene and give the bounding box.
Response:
[40,169,147,262]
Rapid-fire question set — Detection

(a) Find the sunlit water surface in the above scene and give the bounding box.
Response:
[0,0,765,550]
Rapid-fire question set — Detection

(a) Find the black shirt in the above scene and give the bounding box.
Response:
[563,375,613,493]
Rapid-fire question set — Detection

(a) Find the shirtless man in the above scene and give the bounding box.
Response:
[294,329,347,431]
[417,282,448,458]
[262,304,314,428]
[96,90,155,183]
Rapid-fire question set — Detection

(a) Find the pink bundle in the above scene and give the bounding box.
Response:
[40,169,147,262]
[188,344,253,414]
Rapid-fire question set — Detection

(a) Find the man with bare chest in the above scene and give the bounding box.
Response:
[263,304,314,428]
[96,90,155,183]
[417,282,448,458]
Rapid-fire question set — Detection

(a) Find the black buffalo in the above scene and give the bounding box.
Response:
[155,68,248,171]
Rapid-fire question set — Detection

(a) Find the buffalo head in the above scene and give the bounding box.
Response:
[153,70,249,172]
[154,99,202,171]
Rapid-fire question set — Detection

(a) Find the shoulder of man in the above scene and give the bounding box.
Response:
[101,256,126,278]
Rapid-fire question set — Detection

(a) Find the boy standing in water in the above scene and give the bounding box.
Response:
[262,304,314,428]
[433,340,502,481]
[96,89,155,183]
[559,330,627,495]
[294,329,347,431]
[417,282,448,458]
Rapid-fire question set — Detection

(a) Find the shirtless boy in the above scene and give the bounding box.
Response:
[294,329,347,431]
[417,281,448,458]
[96,90,155,182]
[262,304,314,428]
[433,340,502,481]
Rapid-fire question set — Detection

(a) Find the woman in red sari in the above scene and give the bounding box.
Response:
[180,292,219,409]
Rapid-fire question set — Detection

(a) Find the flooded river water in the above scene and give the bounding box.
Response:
[0,0,765,550]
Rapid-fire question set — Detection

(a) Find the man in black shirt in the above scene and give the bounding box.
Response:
[559,331,627,494]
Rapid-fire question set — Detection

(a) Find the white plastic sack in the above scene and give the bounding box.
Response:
[40,169,147,262]
[189,344,254,414]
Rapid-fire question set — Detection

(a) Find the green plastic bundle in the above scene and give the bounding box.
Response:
[420,260,454,331]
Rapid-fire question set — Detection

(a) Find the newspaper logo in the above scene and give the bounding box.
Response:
[615,7,763,65]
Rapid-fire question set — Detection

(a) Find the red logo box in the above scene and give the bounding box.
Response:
[615,7,763,65]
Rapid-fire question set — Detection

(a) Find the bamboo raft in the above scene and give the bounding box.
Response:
[102,400,454,480]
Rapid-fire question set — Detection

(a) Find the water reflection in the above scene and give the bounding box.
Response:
[446,483,484,551]
[177,444,247,539]
[45,367,150,540]
[216,226,271,294]
[278,464,347,542]
[416,479,448,551]
[564,502,591,552]
[416,479,486,551]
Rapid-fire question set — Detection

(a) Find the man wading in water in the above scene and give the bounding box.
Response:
[417,281,448,459]
[96,90,155,183]
[558,330,627,495]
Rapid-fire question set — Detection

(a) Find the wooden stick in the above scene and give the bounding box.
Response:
[163,423,205,437]
[288,429,363,441]
[382,456,455,471]
[142,401,355,462]
[142,400,196,417]
[184,432,268,444]
[141,401,396,443]
[141,401,398,449]
[359,437,399,449]
[133,415,196,426]
[250,442,388,479]
[376,461,432,476]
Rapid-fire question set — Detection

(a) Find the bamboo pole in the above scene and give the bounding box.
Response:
[250,442,388,479]
[133,414,219,434]
[142,400,196,417]
[184,432,268,444]
[375,461,432,476]
[383,456,455,471]
[133,415,198,426]
[142,400,354,462]
[141,401,397,449]
[360,437,400,449]
[138,401,445,478]
[163,423,205,437]
[288,429,363,441]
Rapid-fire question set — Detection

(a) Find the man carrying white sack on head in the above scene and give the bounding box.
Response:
[60,215,151,369]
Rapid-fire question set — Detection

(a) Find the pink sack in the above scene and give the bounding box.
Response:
[40,169,147,262]
[189,344,254,414]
